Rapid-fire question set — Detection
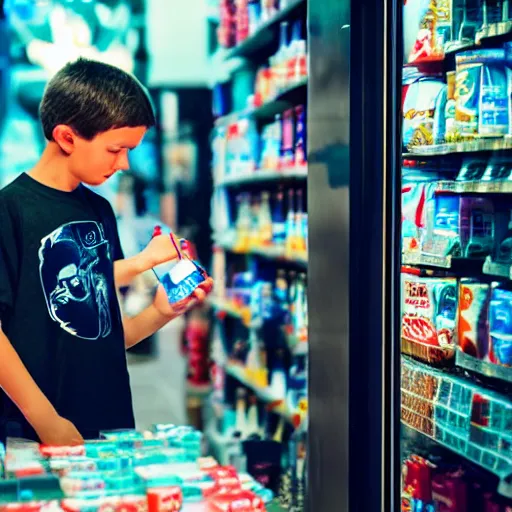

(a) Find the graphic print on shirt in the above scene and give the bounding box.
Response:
[39,221,112,340]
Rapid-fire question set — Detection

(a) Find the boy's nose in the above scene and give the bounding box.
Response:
[116,153,130,171]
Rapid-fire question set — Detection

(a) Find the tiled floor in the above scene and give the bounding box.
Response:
[127,317,188,430]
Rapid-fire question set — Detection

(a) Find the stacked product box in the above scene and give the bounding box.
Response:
[0,424,274,512]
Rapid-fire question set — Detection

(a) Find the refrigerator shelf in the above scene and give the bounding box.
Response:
[407,137,512,157]
[214,79,308,128]
[214,166,308,187]
[401,357,512,495]
[402,253,484,273]
[435,180,512,194]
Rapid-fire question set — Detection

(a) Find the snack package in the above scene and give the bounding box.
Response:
[147,487,183,512]
[455,50,509,138]
[401,358,439,436]
[488,287,512,381]
[401,273,458,363]
[402,164,447,260]
[457,280,491,361]
[421,195,494,261]
[403,73,446,149]
[406,0,451,63]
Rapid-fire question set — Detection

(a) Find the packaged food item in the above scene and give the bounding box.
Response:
[40,446,85,459]
[407,0,448,63]
[401,273,458,364]
[444,71,459,142]
[455,50,509,138]
[482,156,512,182]
[421,195,494,261]
[403,72,446,149]
[61,495,147,512]
[457,279,492,362]
[0,502,61,512]
[150,227,210,306]
[206,489,266,512]
[147,487,182,512]
[488,287,512,380]
[401,356,439,436]
[456,158,489,182]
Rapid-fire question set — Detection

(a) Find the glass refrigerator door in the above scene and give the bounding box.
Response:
[399,1,512,510]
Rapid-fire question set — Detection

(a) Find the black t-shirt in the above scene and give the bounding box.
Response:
[0,173,135,440]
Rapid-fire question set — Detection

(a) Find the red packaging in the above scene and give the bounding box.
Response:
[147,487,182,512]
[0,503,59,512]
[40,445,85,458]
[62,496,147,512]
[207,489,265,512]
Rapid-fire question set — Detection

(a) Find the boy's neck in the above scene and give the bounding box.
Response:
[28,143,81,192]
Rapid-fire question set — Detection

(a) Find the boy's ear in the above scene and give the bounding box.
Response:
[53,125,76,155]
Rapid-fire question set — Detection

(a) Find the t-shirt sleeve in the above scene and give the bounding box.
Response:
[0,199,19,321]
[103,200,125,262]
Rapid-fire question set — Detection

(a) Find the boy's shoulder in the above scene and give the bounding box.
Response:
[79,185,115,215]
[0,174,26,198]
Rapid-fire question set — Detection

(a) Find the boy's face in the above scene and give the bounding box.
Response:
[62,126,147,186]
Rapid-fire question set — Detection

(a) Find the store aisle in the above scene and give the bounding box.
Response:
[127,317,188,430]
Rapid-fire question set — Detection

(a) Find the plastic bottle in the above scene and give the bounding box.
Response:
[276,22,289,93]
[281,108,295,169]
[285,188,296,255]
[259,191,274,245]
[294,105,307,167]
[272,187,287,247]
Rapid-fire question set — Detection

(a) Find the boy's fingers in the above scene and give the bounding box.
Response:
[193,288,207,302]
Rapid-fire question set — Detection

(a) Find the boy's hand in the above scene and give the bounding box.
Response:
[139,234,181,271]
[153,277,214,319]
[34,414,84,446]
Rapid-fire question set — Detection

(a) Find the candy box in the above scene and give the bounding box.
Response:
[0,502,62,512]
[206,489,266,512]
[61,495,147,512]
[40,446,86,459]
[59,471,106,497]
[401,273,458,364]
[147,487,182,512]
[49,457,97,477]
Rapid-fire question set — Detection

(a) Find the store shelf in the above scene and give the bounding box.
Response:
[407,137,512,156]
[215,240,308,268]
[483,256,512,280]
[225,0,307,60]
[224,362,300,425]
[436,180,512,194]
[215,79,308,128]
[215,166,308,187]
[402,253,484,272]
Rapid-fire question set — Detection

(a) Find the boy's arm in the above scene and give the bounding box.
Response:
[123,279,213,349]
[0,324,83,445]
[114,234,181,289]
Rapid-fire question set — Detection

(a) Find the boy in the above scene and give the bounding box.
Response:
[0,58,213,446]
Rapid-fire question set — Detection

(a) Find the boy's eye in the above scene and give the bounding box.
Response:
[108,149,121,154]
